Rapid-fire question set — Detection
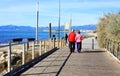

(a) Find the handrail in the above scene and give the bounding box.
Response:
[104,38,120,60]
[4,48,58,76]
[0,38,66,75]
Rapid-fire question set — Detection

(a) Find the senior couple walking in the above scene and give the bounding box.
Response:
[68,29,83,53]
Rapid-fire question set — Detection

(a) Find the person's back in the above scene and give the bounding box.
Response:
[65,34,68,45]
[75,34,83,42]
[68,29,76,53]
[75,31,83,53]
[68,31,76,42]
[65,34,68,39]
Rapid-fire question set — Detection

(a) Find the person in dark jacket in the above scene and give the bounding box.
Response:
[65,34,68,44]
[68,29,76,53]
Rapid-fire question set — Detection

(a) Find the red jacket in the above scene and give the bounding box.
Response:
[68,31,76,42]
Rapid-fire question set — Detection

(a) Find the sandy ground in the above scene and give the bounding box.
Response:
[0,44,23,63]
[0,40,63,64]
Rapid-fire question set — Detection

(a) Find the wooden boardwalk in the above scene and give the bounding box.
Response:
[21,37,120,76]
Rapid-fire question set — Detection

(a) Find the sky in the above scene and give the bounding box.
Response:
[0,0,120,27]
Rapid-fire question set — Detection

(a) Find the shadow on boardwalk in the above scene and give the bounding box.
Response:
[21,47,71,76]
[80,50,106,53]
[20,37,120,76]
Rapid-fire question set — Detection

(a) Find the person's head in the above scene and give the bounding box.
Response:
[72,29,75,32]
[78,31,80,34]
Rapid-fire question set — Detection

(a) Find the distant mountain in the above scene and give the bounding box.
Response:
[72,24,97,30]
[0,24,97,31]
[0,25,35,31]
[50,24,97,31]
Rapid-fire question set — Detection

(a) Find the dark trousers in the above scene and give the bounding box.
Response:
[65,39,67,44]
[76,42,82,52]
[69,42,75,52]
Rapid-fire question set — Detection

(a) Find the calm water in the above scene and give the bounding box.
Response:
[0,31,64,43]
[0,31,85,44]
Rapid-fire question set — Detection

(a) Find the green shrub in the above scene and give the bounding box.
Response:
[97,12,120,47]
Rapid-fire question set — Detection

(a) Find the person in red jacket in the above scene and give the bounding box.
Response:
[68,29,76,53]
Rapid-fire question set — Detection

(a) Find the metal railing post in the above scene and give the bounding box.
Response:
[92,39,94,50]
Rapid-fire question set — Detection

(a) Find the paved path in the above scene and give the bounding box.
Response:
[21,37,120,76]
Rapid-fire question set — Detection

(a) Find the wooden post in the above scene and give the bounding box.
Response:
[112,41,115,55]
[8,42,11,72]
[62,39,64,47]
[45,40,47,53]
[26,41,29,51]
[39,40,42,56]
[53,38,55,48]
[49,39,51,49]
[117,42,120,58]
[60,39,62,48]
[43,40,45,49]
[32,41,35,59]
[109,40,111,52]
[22,43,25,65]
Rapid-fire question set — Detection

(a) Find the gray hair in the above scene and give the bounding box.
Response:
[72,29,75,32]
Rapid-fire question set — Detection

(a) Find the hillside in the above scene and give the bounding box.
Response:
[0,24,97,31]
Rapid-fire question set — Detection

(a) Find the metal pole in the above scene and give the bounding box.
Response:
[36,2,39,43]
[49,23,52,39]
[92,39,94,50]
[69,15,72,32]
[58,0,61,47]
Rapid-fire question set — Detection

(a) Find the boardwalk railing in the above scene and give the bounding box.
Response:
[104,39,120,60]
[0,38,65,75]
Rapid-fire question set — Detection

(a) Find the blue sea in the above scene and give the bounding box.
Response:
[0,31,63,44]
[0,31,85,44]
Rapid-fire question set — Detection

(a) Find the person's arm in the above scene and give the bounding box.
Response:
[81,35,83,40]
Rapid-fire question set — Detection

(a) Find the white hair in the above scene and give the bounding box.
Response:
[72,29,75,32]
